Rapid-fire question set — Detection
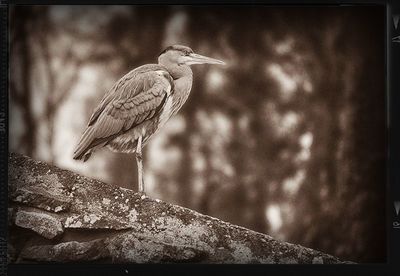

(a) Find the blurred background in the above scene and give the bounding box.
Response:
[9,5,386,263]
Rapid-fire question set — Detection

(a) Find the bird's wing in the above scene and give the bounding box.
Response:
[73,68,173,160]
[88,66,164,127]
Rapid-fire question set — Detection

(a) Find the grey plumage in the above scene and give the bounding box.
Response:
[73,65,173,161]
[73,45,224,192]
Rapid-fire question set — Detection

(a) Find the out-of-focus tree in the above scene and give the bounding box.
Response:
[10,7,36,156]
[10,6,118,163]
[280,8,386,262]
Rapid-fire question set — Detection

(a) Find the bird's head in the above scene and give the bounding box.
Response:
[158,45,225,67]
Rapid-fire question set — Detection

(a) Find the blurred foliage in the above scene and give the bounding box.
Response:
[9,5,386,262]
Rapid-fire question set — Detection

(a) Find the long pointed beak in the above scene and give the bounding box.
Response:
[188,53,225,65]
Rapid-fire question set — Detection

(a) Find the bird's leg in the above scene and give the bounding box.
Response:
[135,136,145,194]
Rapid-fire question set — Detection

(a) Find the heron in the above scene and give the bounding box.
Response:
[73,45,225,194]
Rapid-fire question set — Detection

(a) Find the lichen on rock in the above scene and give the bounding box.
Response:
[14,208,64,239]
[8,152,349,264]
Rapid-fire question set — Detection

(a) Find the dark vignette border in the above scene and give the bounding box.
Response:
[1,0,399,275]
[389,0,400,274]
[0,1,8,276]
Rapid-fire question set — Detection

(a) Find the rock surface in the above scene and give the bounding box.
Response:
[8,152,348,264]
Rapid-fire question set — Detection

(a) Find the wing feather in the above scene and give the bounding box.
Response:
[73,66,173,161]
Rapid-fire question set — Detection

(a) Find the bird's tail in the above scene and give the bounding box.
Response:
[73,127,96,162]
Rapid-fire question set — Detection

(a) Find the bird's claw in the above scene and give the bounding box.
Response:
[136,191,147,199]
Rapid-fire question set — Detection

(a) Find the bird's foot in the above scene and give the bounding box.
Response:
[136,190,147,199]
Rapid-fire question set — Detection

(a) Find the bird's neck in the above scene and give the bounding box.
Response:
[158,61,193,114]
[159,62,193,80]
[170,67,193,115]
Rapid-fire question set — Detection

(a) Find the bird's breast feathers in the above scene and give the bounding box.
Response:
[156,94,175,129]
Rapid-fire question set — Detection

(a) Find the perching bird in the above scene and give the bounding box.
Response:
[73,45,225,193]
